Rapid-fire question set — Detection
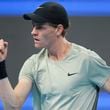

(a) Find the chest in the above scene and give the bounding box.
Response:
[34,58,88,95]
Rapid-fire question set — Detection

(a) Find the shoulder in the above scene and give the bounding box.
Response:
[72,43,106,65]
[26,48,47,62]
[19,48,47,80]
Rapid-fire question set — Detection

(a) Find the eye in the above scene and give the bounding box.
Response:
[32,21,44,29]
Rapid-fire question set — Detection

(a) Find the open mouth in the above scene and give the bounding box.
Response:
[34,38,40,43]
[35,38,39,41]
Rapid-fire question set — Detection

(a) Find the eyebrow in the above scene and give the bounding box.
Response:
[32,21,44,27]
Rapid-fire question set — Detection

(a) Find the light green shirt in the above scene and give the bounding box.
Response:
[19,43,110,110]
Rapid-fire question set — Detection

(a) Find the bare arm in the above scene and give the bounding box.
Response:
[103,77,110,93]
[0,78,32,110]
[0,39,32,109]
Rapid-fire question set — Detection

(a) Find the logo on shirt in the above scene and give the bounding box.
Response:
[68,72,77,76]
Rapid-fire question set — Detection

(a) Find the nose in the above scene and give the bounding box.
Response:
[31,27,39,36]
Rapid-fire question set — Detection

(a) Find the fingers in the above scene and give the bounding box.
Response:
[0,39,5,54]
[0,39,8,47]
[4,41,8,48]
[0,39,8,54]
[0,39,8,62]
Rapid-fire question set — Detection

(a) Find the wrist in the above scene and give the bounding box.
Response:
[0,60,8,80]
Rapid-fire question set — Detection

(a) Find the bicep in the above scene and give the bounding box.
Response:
[103,77,110,93]
[14,78,32,106]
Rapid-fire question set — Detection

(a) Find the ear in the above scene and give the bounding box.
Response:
[55,24,64,36]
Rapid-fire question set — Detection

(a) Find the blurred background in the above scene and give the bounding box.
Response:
[0,0,110,110]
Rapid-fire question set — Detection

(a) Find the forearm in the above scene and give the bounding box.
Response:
[0,78,21,110]
[0,61,21,109]
[3,101,20,110]
[0,40,31,109]
[103,77,110,93]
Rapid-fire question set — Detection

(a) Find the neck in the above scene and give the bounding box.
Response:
[48,37,72,61]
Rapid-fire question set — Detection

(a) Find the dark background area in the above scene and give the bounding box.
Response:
[0,16,110,87]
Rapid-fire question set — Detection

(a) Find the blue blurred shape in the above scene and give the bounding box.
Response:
[0,91,110,110]
[0,1,110,16]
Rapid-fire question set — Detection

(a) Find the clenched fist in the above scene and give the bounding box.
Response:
[0,39,8,62]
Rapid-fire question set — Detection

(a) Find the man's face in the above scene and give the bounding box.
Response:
[31,23,57,49]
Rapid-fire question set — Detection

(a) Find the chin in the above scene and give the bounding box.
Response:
[34,44,44,49]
